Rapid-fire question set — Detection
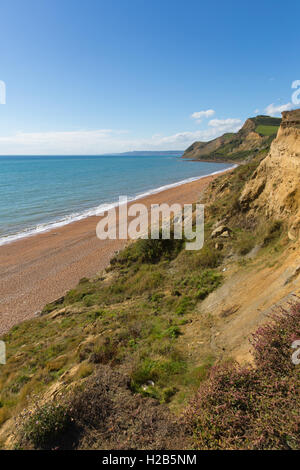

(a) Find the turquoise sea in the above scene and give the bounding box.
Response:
[0,155,233,245]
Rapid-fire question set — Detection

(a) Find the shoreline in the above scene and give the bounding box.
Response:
[0,167,234,335]
[0,163,235,247]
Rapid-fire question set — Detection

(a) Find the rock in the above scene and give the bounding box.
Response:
[221,230,230,238]
[288,230,297,241]
[211,225,231,238]
[284,265,300,285]
[49,307,67,319]
[141,380,155,391]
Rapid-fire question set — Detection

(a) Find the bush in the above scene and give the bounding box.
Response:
[111,232,183,267]
[236,231,255,255]
[22,403,71,449]
[186,245,223,269]
[68,366,189,449]
[175,296,193,315]
[196,270,222,300]
[251,303,300,376]
[263,220,282,246]
[185,303,300,449]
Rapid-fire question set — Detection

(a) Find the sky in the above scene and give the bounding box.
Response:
[0,0,299,155]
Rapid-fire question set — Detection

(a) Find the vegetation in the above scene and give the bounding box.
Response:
[0,228,224,433]
[21,403,71,449]
[255,124,279,136]
[15,303,300,450]
[185,304,300,450]
[183,115,281,162]
[0,147,298,450]
[16,365,190,450]
[252,116,281,127]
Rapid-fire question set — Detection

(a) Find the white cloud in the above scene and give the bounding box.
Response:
[0,117,243,154]
[265,102,293,116]
[206,118,242,135]
[254,109,260,114]
[208,118,241,128]
[191,109,215,123]
[0,129,130,155]
[141,117,242,146]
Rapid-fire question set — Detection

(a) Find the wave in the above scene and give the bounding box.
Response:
[0,164,236,247]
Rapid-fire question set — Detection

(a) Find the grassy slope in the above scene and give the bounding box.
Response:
[255,124,279,136]
[0,148,298,449]
[183,116,281,162]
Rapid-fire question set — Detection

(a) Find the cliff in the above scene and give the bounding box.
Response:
[182,115,281,162]
[240,109,300,239]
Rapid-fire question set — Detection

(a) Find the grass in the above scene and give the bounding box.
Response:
[235,230,256,255]
[0,229,225,429]
[255,124,279,136]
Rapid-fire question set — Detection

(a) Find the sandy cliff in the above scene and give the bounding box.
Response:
[240,109,300,239]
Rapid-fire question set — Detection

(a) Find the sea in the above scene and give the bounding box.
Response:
[0,154,233,246]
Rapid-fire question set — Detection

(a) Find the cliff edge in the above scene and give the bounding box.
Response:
[240,109,300,240]
[182,115,281,162]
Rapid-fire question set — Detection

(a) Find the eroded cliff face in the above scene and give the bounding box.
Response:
[240,109,300,239]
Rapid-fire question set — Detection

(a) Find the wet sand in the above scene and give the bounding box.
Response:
[0,171,228,335]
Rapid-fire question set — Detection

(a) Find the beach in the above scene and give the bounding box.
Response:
[0,171,228,335]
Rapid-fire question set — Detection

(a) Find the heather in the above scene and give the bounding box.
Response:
[185,304,300,450]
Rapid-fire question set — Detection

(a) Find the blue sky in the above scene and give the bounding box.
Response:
[0,0,299,154]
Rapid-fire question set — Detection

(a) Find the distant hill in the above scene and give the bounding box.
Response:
[117,150,183,156]
[182,115,281,162]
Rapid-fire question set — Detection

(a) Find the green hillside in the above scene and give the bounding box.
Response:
[182,115,281,162]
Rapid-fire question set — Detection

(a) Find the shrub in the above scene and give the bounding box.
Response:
[251,303,300,376]
[131,354,186,391]
[164,325,181,339]
[64,289,85,304]
[236,231,255,255]
[175,296,193,315]
[111,232,183,267]
[185,303,300,450]
[22,403,71,449]
[196,270,222,300]
[263,220,282,246]
[89,337,119,365]
[194,245,223,268]
[69,366,189,449]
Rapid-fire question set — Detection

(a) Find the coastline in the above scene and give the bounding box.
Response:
[0,167,234,335]
[0,163,235,247]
